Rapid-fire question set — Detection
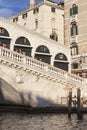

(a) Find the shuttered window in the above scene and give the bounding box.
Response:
[70,5,78,16]
[71,46,78,55]
[71,25,78,36]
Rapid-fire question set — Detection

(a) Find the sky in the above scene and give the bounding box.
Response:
[0,0,63,18]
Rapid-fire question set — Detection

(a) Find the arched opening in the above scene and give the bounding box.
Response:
[14,37,32,56]
[71,24,78,36]
[70,4,78,16]
[54,53,69,71]
[35,45,51,64]
[0,27,11,49]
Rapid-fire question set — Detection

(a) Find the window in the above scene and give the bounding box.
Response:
[0,27,9,36]
[51,18,55,29]
[50,31,58,41]
[54,53,68,71]
[71,24,78,36]
[0,27,10,49]
[73,63,78,69]
[22,13,27,19]
[70,43,78,55]
[70,4,78,16]
[13,17,18,22]
[51,7,55,13]
[15,37,30,45]
[36,45,50,53]
[33,8,39,14]
[35,19,38,29]
[55,53,68,61]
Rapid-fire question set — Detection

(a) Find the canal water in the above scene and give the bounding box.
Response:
[0,113,87,130]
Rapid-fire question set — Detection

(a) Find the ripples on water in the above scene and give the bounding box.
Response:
[0,112,87,130]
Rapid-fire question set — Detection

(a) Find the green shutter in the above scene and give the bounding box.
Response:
[76,46,78,54]
[73,6,78,15]
[76,6,78,14]
[70,8,72,16]
[71,27,73,36]
[76,26,78,35]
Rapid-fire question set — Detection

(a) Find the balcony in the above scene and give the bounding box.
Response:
[70,15,77,23]
[70,35,78,43]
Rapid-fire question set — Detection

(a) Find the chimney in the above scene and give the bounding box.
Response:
[30,0,35,8]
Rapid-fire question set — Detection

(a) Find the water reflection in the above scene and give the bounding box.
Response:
[0,113,87,130]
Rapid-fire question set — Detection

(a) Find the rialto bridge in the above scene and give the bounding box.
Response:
[0,17,70,72]
[0,17,87,107]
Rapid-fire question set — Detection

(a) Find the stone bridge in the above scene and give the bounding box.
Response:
[0,46,87,107]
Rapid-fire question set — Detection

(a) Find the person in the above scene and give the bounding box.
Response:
[19,49,22,53]
[72,95,77,107]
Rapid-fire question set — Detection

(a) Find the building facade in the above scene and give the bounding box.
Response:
[9,0,64,44]
[64,0,87,78]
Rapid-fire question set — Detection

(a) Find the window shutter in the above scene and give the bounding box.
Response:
[71,27,73,36]
[76,6,78,14]
[76,26,78,35]
[70,8,72,16]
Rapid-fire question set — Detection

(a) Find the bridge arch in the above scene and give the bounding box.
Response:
[34,45,51,64]
[14,36,32,56]
[54,53,69,71]
[0,27,11,49]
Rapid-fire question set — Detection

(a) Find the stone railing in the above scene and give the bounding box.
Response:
[0,46,84,85]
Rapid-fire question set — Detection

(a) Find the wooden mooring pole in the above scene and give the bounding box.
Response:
[76,88,83,120]
[68,88,83,120]
[68,89,72,118]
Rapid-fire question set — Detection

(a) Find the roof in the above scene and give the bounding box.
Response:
[9,0,64,19]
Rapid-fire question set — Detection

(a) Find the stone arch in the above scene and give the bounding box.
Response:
[54,53,69,71]
[35,45,51,64]
[14,36,32,56]
[0,27,11,49]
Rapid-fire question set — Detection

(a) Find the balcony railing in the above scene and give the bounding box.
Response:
[0,46,84,85]
[70,15,77,23]
[70,35,78,43]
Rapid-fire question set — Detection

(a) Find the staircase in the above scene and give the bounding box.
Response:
[0,46,87,107]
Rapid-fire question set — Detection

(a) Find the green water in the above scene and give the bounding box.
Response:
[0,113,87,130]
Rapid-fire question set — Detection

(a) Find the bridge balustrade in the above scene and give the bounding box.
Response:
[0,46,84,86]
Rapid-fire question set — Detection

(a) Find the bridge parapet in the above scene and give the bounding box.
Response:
[0,46,85,87]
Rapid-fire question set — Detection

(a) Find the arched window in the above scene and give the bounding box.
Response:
[0,27,10,49]
[14,37,32,56]
[15,37,30,45]
[71,24,78,36]
[54,53,68,71]
[0,27,9,37]
[70,4,78,16]
[55,53,68,61]
[35,45,51,64]
[36,45,50,53]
